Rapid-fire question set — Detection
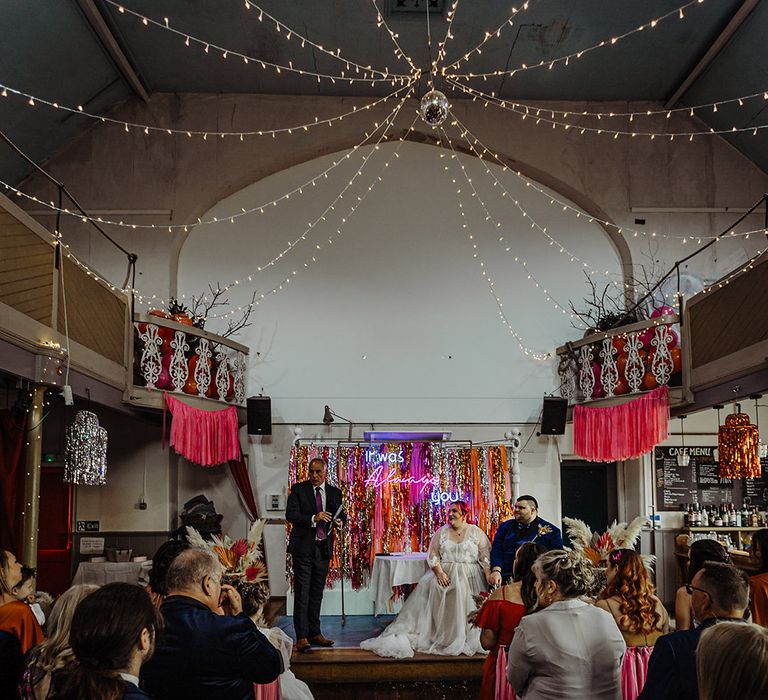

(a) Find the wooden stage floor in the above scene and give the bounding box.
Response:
[277,615,485,699]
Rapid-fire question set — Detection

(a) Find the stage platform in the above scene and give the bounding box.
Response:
[277,615,485,699]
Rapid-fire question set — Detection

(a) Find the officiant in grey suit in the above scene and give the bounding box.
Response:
[286,457,345,653]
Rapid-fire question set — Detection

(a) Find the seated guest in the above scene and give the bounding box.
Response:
[141,548,282,700]
[506,549,626,700]
[696,621,768,700]
[47,582,159,700]
[674,539,729,631]
[598,549,669,644]
[748,528,768,626]
[21,584,98,700]
[489,495,563,586]
[638,562,750,700]
[476,542,546,700]
[0,551,44,654]
[597,549,669,700]
[146,539,190,607]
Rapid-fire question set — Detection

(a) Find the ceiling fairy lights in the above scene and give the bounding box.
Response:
[445,0,706,80]
[447,78,768,140]
[0,84,416,232]
[106,0,413,85]
[441,128,586,330]
[0,80,413,140]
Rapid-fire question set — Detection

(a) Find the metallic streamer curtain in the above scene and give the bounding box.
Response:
[287,442,512,590]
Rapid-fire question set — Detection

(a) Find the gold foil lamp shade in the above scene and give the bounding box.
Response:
[64,410,108,485]
[717,412,761,479]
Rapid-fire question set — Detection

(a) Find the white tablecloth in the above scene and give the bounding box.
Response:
[370,553,430,614]
[72,561,152,587]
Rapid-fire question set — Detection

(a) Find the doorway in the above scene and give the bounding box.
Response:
[560,460,618,546]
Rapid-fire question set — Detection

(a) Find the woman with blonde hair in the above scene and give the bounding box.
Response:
[507,549,626,700]
[696,621,768,700]
[20,584,98,700]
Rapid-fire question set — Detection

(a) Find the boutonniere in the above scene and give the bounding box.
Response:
[531,524,553,542]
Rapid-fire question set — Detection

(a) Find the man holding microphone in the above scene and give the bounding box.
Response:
[286,457,345,652]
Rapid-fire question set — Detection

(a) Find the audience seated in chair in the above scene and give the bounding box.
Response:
[748,528,768,627]
[674,539,729,631]
[47,582,159,700]
[639,562,750,700]
[21,584,98,700]
[696,621,768,700]
[506,549,626,700]
[140,548,282,700]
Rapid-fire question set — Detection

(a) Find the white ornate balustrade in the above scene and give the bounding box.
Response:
[557,315,684,405]
[130,314,248,408]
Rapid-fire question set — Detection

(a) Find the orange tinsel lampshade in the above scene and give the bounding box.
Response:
[718,412,761,479]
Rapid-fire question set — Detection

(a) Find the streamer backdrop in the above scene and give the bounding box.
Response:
[287,442,513,590]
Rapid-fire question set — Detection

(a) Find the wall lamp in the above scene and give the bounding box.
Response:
[323,405,354,440]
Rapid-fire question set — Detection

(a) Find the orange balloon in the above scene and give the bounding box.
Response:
[671,347,682,373]
[611,336,626,354]
[642,372,658,391]
[614,378,630,395]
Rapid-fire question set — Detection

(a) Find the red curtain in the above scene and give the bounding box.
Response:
[229,452,259,521]
[0,410,26,555]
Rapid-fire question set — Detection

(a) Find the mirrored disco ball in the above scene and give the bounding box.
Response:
[420,89,449,127]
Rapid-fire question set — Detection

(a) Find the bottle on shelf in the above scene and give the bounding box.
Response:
[701,506,709,527]
[714,507,724,527]
[735,506,742,527]
[686,503,693,527]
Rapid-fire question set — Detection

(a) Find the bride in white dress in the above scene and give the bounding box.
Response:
[361,501,492,658]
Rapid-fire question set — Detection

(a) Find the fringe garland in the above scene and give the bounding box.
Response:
[573,385,669,462]
[164,394,240,467]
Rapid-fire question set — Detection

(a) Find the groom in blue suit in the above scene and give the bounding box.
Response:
[488,494,562,586]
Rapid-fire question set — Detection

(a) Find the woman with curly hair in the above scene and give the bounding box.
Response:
[597,549,669,646]
[506,549,626,700]
[597,549,668,700]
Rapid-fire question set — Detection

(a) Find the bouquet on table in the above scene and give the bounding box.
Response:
[186,520,270,623]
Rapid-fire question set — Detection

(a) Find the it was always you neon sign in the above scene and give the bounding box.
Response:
[362,448,466,505]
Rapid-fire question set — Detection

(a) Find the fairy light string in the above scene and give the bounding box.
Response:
[371,0,420,74]
[0,83,417,233]
[0,79,412,140]
[448,77,768,139]
[205,115,421,322]
[106,0,413,85]
[439,129,551,360]
[440,126,588,327]
[446,0,706,80]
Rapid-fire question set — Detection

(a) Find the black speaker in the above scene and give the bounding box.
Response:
[247,396,272,435]
[540,396,568,435]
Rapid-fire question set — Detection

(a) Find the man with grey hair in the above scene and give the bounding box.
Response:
[141,548,282,700]
[639,561,751,700]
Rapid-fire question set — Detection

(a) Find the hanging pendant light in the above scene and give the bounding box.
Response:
[717,403,760,479]
[64,410,108,485]
[677,415,690,467]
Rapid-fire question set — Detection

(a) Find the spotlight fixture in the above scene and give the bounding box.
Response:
[677,415,690,467]
[322,405,354,440]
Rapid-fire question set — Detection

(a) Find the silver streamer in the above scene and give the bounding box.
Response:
[64,410,108,485]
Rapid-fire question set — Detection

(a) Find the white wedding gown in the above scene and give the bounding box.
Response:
[360,524,491,658]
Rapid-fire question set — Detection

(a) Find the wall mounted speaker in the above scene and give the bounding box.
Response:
[540,396,568,435]
[247,396,272,435]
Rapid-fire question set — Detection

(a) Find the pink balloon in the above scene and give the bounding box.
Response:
[157,352,173,390]
[640,329,655,349]
[651,305,675,319]
[666,327,679,349]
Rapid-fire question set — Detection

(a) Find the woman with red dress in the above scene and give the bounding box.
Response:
[475,542,546,700]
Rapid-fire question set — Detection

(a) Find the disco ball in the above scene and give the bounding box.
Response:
[419,89,449,127]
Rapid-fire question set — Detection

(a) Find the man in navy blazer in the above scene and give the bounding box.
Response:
[286,457,344,652]
[141,548,282,700]
[489,494,563,585]
[638,562,750,700]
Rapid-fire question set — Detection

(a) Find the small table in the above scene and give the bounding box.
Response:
[72,561,152,586]
[371,553,430,615]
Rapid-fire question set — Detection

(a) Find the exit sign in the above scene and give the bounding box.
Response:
[76,520,100,532]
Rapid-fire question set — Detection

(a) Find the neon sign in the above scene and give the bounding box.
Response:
[430,490,466,506]
[364,465,439,494]
[364,449,405,465]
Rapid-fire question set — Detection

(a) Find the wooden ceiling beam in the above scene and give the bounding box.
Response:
[75,0,149,102]
[665,0,759,109]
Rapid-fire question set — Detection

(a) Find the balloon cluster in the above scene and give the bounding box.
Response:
[587,306,681,399]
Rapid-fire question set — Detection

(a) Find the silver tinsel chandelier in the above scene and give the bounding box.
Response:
[65,410,108,485]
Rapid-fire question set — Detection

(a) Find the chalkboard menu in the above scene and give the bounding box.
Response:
[654,446,768,511]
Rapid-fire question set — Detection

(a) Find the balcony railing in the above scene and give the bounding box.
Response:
[556,315,683,404]
[129,313,248,409]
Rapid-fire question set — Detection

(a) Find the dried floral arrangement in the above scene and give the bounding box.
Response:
[562,516,653,568]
